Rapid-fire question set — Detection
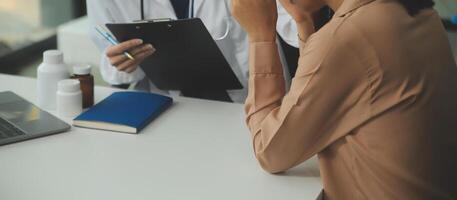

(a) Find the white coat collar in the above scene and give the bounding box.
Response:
[191,0,204,18]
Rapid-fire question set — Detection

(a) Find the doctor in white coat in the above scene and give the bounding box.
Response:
[87,0,299,103]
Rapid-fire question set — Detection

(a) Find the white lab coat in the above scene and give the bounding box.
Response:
[87,0,299,103]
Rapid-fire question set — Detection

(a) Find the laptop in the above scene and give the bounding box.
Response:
[0,91,71,146]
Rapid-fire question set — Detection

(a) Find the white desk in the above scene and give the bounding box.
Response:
[0,74,321,200]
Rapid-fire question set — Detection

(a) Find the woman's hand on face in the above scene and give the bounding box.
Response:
[278,0,313,23]
[278,0,317,41]
[106,39,155,73]
[231,0,278,43]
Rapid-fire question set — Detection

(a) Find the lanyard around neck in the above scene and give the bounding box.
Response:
[140,0,195,21]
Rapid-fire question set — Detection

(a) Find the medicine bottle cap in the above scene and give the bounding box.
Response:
[43,50,64,64]
[73,65,92,75]
[58,79,81,93]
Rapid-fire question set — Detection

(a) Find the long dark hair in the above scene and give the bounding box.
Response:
[398,0,435,15]
[315,7,334,30]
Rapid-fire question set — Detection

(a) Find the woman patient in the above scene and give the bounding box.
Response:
[232,0,457,199]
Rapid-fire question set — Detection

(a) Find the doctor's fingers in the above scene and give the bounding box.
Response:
[108,44,155,66]
[106,39,144,57]
[116,50,154,73]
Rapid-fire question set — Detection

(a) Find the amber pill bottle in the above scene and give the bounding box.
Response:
[71,65,94,108]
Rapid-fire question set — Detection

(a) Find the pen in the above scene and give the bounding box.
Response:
[95,26,135,60]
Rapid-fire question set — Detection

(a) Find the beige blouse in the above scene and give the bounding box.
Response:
[245,0,457,199]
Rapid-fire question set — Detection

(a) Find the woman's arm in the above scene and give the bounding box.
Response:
[232,0,370,173]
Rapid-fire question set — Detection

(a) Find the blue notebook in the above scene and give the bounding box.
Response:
[73,92,173,134]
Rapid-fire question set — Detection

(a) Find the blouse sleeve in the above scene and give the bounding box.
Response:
[245,31,372,173]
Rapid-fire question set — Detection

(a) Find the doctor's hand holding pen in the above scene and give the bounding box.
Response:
[96,26,155,73]
[106,39,156,73]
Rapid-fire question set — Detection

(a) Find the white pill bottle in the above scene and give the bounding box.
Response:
[57,79,82,118]
[37,50,69,110]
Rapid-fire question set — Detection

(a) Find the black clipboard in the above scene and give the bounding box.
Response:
[106,18,243,91]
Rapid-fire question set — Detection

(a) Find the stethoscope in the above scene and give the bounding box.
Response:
[139,0,230,40]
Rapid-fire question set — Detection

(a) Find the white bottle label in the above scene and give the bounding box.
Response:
[37,67,69,110]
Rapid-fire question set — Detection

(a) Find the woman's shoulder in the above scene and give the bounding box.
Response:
[303,16,371,57]
[295,15,379,77]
